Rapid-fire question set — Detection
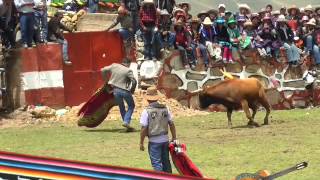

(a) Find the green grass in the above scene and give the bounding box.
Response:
[1,109,320,180]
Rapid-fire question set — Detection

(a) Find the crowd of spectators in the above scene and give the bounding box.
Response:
[1,0,320,69]
[110,1,320,69]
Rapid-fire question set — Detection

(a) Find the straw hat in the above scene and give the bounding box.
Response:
[197,10,209,18]
[304,5,313,12]
[203,17,213,25]
[277,14,287,22]
[306,18,316,26]
[145,86,160,101]
[238,4,251,14]
[271,10,280,16]
[244,20,253,27]
[287,5,300,14]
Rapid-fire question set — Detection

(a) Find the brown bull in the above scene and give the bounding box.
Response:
[198,78,271,128]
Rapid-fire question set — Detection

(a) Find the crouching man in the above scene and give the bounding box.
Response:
[139,86,176,173]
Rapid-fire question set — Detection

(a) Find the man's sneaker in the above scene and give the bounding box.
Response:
[223,58,228,63]
[64,60,72,65]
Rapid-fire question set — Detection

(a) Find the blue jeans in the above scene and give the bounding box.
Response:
[313,45,320,65]
[20,13,35,47]
[113,88,135,125]
[198,43,209,65]
[160,32,175,49]
[88,0,98,13]
[118,28,133,41]
[283,43,300,63]
[34,10,48,42]
[305,35,313,52]
[148,142,172,173]
[143,27,156,60]
[57,39,69,61]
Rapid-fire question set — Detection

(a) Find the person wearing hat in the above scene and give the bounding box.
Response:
[257,23,277,57]
[173,8,187,23]
[101,61,137,130]
[312,31,320,66]
[287,5,300,20]
[139,86,177,173]
[215,17,232,62]
[276,14,302,65]
[174,19,195,68]
[107,6,134,59]
[237,15,246,33]
[120,0,140,33]
[158,9,175,49]
[48,12,72,65]
[199,17,221,64]
[197,10,209,23]
[238,4,251,18]
[304,5,314,18]
[302,18,316,54]
[218,4,226,16]
[140,0,159,60]
[227,18,240,47]
[178,2,192,20]
[207,9,218,24]
[250,13,261,28]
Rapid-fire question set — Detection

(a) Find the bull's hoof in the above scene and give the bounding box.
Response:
[248,121,260,127]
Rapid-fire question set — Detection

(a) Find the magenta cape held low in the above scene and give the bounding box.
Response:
[77,84,116,128]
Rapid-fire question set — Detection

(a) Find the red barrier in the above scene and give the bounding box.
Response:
[64,31,124,106]
[21,44,65,108]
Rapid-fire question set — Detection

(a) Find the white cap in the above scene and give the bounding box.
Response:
[218,4,226,9]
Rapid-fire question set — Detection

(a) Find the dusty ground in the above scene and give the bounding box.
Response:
[0,90,207,128]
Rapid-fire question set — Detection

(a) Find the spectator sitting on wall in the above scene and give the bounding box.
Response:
[303,66,318,107]
[158,9,174,50]
[48,12,72,65]
[106,6,134,60]
[14,0,35,48]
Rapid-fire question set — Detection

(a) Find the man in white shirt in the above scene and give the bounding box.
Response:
[139,86,176,173]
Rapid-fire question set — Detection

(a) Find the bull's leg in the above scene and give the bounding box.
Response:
[241,100,259,127]
[251,105,257,121]
[258,97,271,125]
[227,108,233,128]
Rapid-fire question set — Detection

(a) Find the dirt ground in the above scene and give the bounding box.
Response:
[0,90,207,128]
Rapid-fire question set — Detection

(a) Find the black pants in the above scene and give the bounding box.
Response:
[0,17,16,48]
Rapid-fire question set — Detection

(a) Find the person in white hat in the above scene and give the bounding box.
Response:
[158,9,175,49]
[139,86,176,173]
[199,17,220,64]
[304,5,313,18]
[238,4,251,17]
[218,4,226,16]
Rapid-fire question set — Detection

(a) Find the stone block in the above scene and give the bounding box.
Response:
[170,89,188,100]
[210,67,223,76]
[225,62,243,73]
[245,64,260,73]
[76,13,117,32]
[186,72,206,81]
[265,89,282,106]
[283,80,305,88]
[187,81,199,92]
[159,74,183,89]
[169,53,184,71]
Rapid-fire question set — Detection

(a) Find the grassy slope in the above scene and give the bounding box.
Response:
[0,109,319,180]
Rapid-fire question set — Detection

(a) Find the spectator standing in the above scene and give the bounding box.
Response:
[154,0,175,14]
[101,61,137,130]
[47,12,71,64]
[121,0,140,34]
[197,10,208,23]
[106,6,134,60]
[217,4,226,17]
[139,86,176,173]
[0,0,15,48]
[216,17,232,63]
[227,17,240,62]
[88,0,98,13]
[139,0,158,60]
[158,9,174,49]
[178,2,191,21]
[33,0,47,43]
[14,0,35,47]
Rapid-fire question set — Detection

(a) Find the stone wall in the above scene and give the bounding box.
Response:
[157,49,320,111]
